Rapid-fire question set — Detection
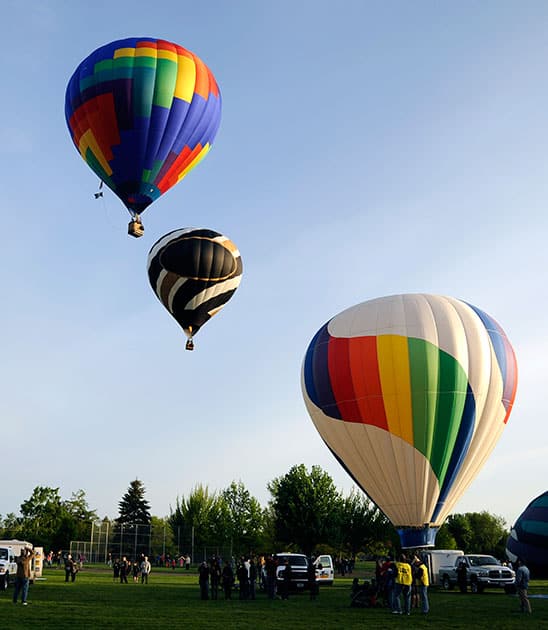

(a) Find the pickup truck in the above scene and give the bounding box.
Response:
[275,553,310,591]
[439,554,515,593]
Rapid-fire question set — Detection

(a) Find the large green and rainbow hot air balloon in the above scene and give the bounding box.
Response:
[302,294,518,548]
[65,37,221,235]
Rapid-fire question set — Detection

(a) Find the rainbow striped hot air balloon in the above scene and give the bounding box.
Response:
[302,294,518,548]
[65,37,221,233]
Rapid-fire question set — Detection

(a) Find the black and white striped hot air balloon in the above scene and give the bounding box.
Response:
[147,228,243,350]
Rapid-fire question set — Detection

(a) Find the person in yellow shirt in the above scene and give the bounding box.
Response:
[412,555,429,614]
[392,554,412,615]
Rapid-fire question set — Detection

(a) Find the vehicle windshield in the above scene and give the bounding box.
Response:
[0,549,8,560]
[277,555,308,567]
[317,555,332,568]
[468,556,499,566]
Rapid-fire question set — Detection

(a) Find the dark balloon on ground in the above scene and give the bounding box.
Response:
[507,491,548,578]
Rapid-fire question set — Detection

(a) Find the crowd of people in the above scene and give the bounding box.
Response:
[109,555,152,583]
[10,545,535,616]
[350,554,430,615]
[194,554,321,602]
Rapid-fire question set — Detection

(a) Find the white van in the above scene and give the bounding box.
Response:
[0,546,16,590]
[0,540,43,588]
[314,554,334,585]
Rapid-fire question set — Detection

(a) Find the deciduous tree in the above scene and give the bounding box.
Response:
[218,481,265,555]
[18,486,98,550]
[445,511,508,556]
[337,489,394,556]
[268,464,341,555]
[169,484,221,550]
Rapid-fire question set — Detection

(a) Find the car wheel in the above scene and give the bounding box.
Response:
[0,575,7,591]
[470,580,479,594]
[442,576,452,590]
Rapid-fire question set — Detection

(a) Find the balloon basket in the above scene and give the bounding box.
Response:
[397,526,439,549]
[128,220,144,238]
[185,339,194,351]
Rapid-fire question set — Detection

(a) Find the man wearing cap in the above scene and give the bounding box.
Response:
[413,555,430,614]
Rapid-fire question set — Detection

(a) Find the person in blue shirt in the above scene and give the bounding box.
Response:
[514,558,532,614]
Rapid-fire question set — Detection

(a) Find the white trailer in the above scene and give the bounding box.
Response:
[421,549,464,586]
[0,540,43,587]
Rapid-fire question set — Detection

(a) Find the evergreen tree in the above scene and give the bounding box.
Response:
[117,479,151,524]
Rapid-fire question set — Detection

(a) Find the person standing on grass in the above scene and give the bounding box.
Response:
[65,554,76,582]
[515,558,532,614]
[222,560,234,599]
[13,547,35,605]
[392,554,412,615]
[457,559,468,593]
[185,554,191,570]
[308,560,319,600]
[381,556,396,610]
[412,556,429,614]
[237,558,249,600]
[119,556,129,584]
[140,556,151,584]
[112,558,120,582]
[280,558,292,600]
[210,558,221,600]
[199,561,210,600]
[265,554,277,600]
[248,558,257,600]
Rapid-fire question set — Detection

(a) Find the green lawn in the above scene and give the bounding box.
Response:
[1,565,546,629]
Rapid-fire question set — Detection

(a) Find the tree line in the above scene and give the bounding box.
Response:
[0,465,510,559]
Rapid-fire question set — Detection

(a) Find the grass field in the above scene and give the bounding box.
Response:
[1,565,546,629]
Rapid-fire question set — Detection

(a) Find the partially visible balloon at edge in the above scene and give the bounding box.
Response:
[507,491,548,576]
[65,37,221,218]
[301,294,518,548]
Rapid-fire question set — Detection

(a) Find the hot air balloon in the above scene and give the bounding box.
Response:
[65,37,222,237]
[147,228,242,350]
[507,491,548,577]
[302,294,517,548]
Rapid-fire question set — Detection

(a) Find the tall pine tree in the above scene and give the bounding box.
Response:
[117,479,151,524]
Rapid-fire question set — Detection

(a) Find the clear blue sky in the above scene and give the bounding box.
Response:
[1,0,547,527]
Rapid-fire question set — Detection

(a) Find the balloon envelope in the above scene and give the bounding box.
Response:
[507,491,548,577]
[147,228,242,345]
[65,37,221,216]
[302,294,518,547]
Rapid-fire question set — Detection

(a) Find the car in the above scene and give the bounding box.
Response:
[314,554,334,585]
[275,553,310,591]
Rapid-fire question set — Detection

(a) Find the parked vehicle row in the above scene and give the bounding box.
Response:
[421,549,515,593]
